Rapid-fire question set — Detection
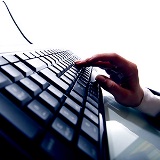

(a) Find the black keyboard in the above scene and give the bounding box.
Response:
[0,49,109,160]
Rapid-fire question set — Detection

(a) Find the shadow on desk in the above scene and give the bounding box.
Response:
[103,94,160,160]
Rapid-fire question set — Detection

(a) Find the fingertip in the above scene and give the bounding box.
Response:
[96,75,114,88]
[74,60,80,64]
[95,75,107,84]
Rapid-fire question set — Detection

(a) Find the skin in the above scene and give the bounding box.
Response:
[75,53,144,107]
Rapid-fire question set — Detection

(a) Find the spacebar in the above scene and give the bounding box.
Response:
[0,93,42,139]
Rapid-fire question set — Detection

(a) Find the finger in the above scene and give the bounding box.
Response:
[75,53,131,74]
[96,75,130,101]
[75,60,115,70]
[75,58,91,66]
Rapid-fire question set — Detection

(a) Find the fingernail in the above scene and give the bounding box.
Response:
[75,60,81,64]
[96,75,106,83]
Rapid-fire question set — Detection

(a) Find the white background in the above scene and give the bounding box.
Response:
[1,0,160,90]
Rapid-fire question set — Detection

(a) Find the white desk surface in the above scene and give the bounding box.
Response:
[104,92,160,160]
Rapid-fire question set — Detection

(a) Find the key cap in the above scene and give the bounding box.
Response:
[19,78,42,97]
[44,56,55,64]
[24,52,35,58]
[35,51,44,56]
[77,135,98,160]
[64,98,81,114]
[53,63,64,72]
[15,53,29,60]
[0,93,42,139]
[0,56,8,65]
[81,118,98,142]
[87,96,98,108]
[60,75,73,85]
[39,91,60,112]
[4,83,32,106]
[70,90,83,104]
[73,82,86,97]
[3,55,19,63]
[39,57,52,66]
[52,117,74,141]
[88,92,99,103]
[27,100,53,124]
[59,106,78,125]
[47,85,64,102]
[14,61,33,76]
[26,58,47,71]
[40,68,69,92]
[64,72,75,81]
[84,108,98,125]
[41,133,75,160]
[31,51,40,57]
[1,64,24,82]
[30,73,49,90]
[0,72,11,89]
[85,102,98,115]
[49,66,61,76]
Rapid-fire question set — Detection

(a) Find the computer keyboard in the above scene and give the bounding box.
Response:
[0,49,109,160]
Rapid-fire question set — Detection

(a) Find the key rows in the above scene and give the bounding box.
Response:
[0,49,100,159]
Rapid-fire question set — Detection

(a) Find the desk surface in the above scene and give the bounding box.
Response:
[103,91,160,160]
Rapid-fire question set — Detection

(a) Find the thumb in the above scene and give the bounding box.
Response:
[95,75,128,100]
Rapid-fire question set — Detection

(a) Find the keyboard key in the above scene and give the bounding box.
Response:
[39,91,60,112]
[35,51,45,56]
[65,98,81,114]
[14,61,33,76]
[59,106,78,125]
[40,68,69,92]
[39,57,52,66]
[56,61,66,70]
[77,135,98,160]
[0,72,11,89]
[49,66,61,76]
[64,72,75,81]
[3,55,19,63]
[24,52,35,58]
[87,96,99,108]
[53,63,64,72]
[30,51,40,57]
[73,82,86,97]
[27,100,53,124]
[0,56,8,65]
[15,53,29,60]
[26,58,47,71]
[30,73,49,89]
[70,90,83,104]
[19,78,42,97]
[47,85,64,102]
[81,118,98,142]
[85,102,98,115]
[60,74,73,85]
[0,93,42,139]
[1,64,24,82]
[84,108,98,125]
[44,56,55,64]
[4,83,32,106]
[88,92,99,103]
[41,133,75,160]
[52,117,74,141]
[67,70,77,78]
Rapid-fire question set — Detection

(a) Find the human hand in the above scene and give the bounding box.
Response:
[75,53,144,107]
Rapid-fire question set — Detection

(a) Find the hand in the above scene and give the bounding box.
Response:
[75,53,144,107]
